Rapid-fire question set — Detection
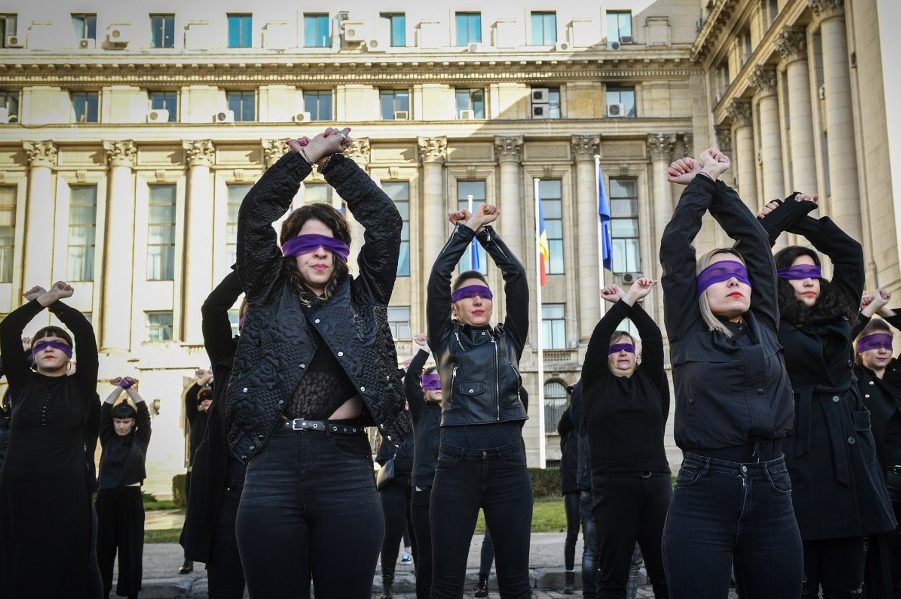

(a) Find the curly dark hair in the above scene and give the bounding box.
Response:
[279,203,351,307]
[774,245,855,329]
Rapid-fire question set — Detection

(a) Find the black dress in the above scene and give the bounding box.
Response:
[0,299,101,599]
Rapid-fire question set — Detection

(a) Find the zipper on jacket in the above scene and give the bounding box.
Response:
[492,334,500,420]
[451,366,458,401]
[454,330,467,352]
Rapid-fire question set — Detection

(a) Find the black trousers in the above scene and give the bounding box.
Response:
[380,475,414,582]
[593,473,670,599]
[802,537,867,598]
[208,481,246,599]
[96,486,144,598]
[412,486,433,599]
[479,527,494,577]
[564,491,580,571]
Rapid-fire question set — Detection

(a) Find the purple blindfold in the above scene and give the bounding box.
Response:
[608,343,636,355]
[420,374,442,390]
[282,234,350,262]
[451,285,494,303]
[31,340,72,358]
[777,264,822,280]
[856,333,893,354]
[696,260,752,296]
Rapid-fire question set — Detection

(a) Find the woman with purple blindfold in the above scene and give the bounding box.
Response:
[660,149,801,598]
[581,278,671,598]
[0,281,102,598]
[426,203,531,598]
[759,194,896,597]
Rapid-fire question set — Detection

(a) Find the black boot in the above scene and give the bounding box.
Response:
[474,574,489,597]
[563,570,575,594]
[382,574,394,599]
[178,559,193,574]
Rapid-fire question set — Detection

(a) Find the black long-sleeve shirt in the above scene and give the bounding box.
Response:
[581,300,670,474]
[98,400,151,489]
[406,349,442,488]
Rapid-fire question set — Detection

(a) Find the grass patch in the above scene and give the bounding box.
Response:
[145,528,182,544]
[143,499,179,510]
[475,498,566,534]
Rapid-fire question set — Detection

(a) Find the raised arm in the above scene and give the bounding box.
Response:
[476,225,529,356]
[99,384,123,445]
[427,224,475,350]
[185,383,200,425]
[582,300,631,389]
[202,270,242,368]
[757,193,819,247]
[49,299,98,390]
[125,386,151,449]
[0,300,44,388]
[788,216,864,310]
[404,346,431,420]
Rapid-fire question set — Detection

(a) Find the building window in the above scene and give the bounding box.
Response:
[72,14,97,41]
[767,0,779,25]
[607,11,632,43]
[739,29,752,66]
[72,92,99,123]
[303,91,333,121]
[0,14,17,46]
[455,12,482,46]
[0,91,18,121]
[605,86,636,118]
[455,89,485,119]
[226,184,251,266]
[383,182,410,276]
[539,180,564,274]
[379,90,410,120]
[457,181,487,274]
[542,304,566,349]
[146,311,174,341]
[226,91,255,122]
[714,62,730,104]
[67,186,97,282]
[387,306,411,340]
[544,380,568,434]
[302,182,333,204]
[150,14,175,48]
[227,14,252,48]
[304,13,330,48]
[147,184,176,281]
[381,13,405,47]
[531,87,560,119]
[149,91,177,121]
[530,12,557,45]
[0,186,15,283]
[609,177,640,274]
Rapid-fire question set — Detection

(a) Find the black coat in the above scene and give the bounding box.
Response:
[557,407,578,495]
[226,152,411,463]
[427,224,528,427]
[760,202,896,540]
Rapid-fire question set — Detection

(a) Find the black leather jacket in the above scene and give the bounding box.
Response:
[427,224,528,426]
[226,152,412,463]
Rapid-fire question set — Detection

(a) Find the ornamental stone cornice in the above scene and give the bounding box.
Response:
[23,141,57,167]
[674,133,693,159]
[775,27,807,64]
[494,136,523,163]
[261,138,287,168]
[570,135,599,161]
[748,65,777,96]
[690,0,740,63]
[728,99,753,128]
[102,140,137,168]
[182,139,215,167]
[715,125,733,154]
[646,133,676,162]
[808,0,844,19]
[417,137,447,164]
[344,138,371,165]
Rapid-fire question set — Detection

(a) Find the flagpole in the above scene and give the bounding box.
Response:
[467,194,476,271]
[533,178,547,469]
[594,155,607,317]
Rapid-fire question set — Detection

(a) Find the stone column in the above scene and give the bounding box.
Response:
[776,26,819,195]
[571,135,601,342]
[181,139,215,344]
[344,138,371,270]
[22,141,57,291]
[810,0,863,241]
[749,65,785,206]
[728,100,759,211]
[100,140,137,352]
[261,138,288,169]
[494,136,524,259]
[647,133,675,327]
[417,137,448,270]
[715,124,736,189]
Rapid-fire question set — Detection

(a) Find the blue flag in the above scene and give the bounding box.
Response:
[598,165,613,271]
[470,235,480,271]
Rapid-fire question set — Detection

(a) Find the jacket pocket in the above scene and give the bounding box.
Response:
[457,381,486,396]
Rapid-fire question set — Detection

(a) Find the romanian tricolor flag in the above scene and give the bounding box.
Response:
[537,196,549,287]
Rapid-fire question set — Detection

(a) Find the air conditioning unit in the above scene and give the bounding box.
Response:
[532,88,550,103]
[367,39,385,52]
[342,20,366,43]
[458,109,476,120]
[214,110,235,123]
[79,38,96,49]
[292,112,312,122]
[554,41,570,51]
[531,104,549,118]
[619,35,633,44]
[146,109,169,123]
[106,25,131,48]
[0,108,9,123]
[606,103,626,117]
[393,110,409,120]
[608,40,621,50]
[621,273,638,284]
[467,42,481,53]
[5,35,23,48]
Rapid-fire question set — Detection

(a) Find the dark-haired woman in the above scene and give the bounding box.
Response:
[582,278,670,599]
[376,427,415,599]
[0,282,102,598]
[557,402,580,594]
[406,334,442,599]
[96,377,151,599]
[427,203,532,598]
[230,127,410,597]
[659,151,801,598]
[179,368,212,574]
[757,193,896,597]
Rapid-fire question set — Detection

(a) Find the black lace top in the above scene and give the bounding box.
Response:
[284,327,358,420]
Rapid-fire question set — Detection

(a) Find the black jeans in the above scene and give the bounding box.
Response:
[887,472,901,598]
[592,473,670,599]
[95,486,144,598]
[564,491,580,571]
[802,537,866,598]
[380,475,414,582]
[235,427,384,599]
[208,480,246,599]
[412,486,433,599]
[580,490,600,599]
[430,440,533,599]
[479,527,494,577]
[662,453,802,599]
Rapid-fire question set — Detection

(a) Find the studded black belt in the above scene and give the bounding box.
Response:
[282,418,363,435]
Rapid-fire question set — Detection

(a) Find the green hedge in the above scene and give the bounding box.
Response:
[529,468,561,498]
[172,473,187,508]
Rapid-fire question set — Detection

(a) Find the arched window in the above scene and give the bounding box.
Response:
[544,379,568,434]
